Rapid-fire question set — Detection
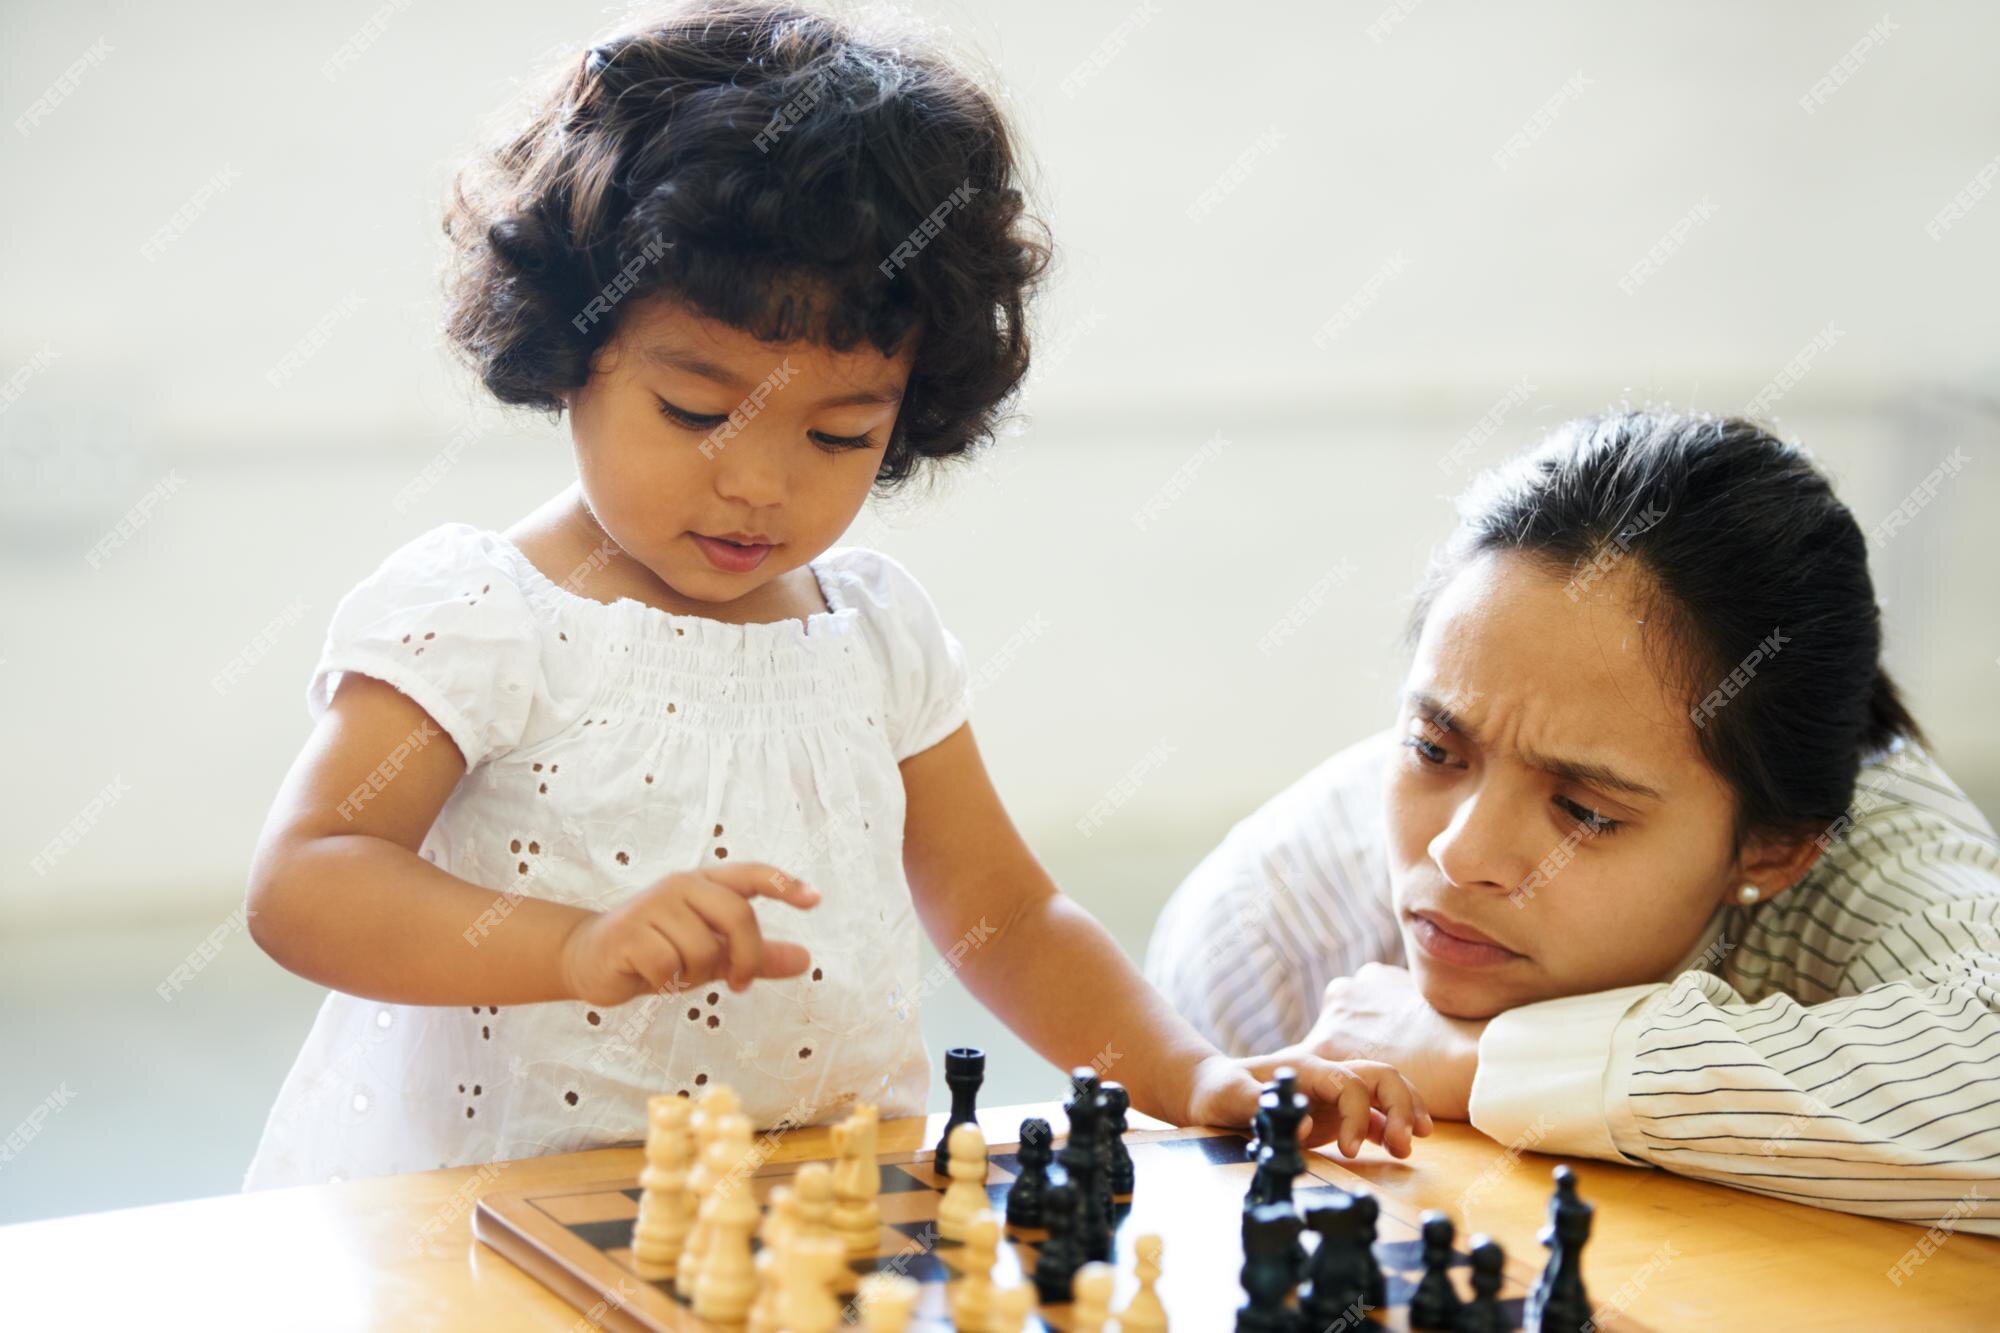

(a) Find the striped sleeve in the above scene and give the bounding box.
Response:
[1144,733,1404,1056]
[1471,741,2000,1237]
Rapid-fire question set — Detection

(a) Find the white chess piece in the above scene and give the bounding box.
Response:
[937,1121,988,1241]
[832,1103,883,1254]
[793,1160,835,1242]
[856,1272,919,1332]
[692,1127,758,1322]
[747,1185,798,1333]
[1071,1261,1114,1333]
[1120,1232,1169,1332]
[778,1234,846,1333]
[675,1091,740,1298]
[631,1095,694,1280]
[950,1208,999,1329]
[989,1280,1037,1333]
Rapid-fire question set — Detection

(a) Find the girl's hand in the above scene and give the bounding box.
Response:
[1298,962,1487,1122]
[1184,1051,1434,1161]
[557,862,820,1006]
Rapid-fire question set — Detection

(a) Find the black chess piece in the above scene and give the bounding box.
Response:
[1099,1080,1135,1197]
[1244,1068,1307,1210]
[1299,1195,1372,1327]
[1455,1236,1507,1333]
[1062,1067,1113,1261]
[1527,1167,1594,1333]
[1005,1116,1054,1228]
[1236,1202,1305,1333]
[933,1046,984,1176]
[1348,1186,1387,1310]
[1409,1210,1463,1330]
[1032,1171,1082,1305]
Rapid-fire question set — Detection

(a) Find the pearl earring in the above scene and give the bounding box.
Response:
[1737,884,1761,906]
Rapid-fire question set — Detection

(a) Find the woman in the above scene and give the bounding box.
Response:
[1147,413,2000,1234]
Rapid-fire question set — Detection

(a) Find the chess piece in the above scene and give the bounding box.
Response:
[1119,1232,1168,1333]
[793,1160,835,1242]
[1409,1210,1463,1330]
[1236,1202,1304,1333]
[692,1129,758,1323]
[937,1120,989,1241]
[1527,1167,1594,1333]
[832,1103,882,1254]
[1032,1174,1083,1305]
[1061,1068,1112,1261]
[1244,1069,1306,1210]
[675,1094,742,1297]
[777,1233,845,1333]
[631,1095,694,1279]
[1348,1186,1387,1310]
[934,1046,985,1176]
[1100,1081,1135,1196]
[1005,1117,1054,1228]
[856,1272,918,1333]
[747,1185,799,1333]
[1299,1195,1371,1327]
[1071,1261,1114,1333]
[1456,1236,1507,1333]
[951,1209,1000,1330]
[990,1280,1037,1332]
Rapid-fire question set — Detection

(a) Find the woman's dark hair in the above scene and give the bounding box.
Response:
[441,0,1051,486]
[1410,411,1923,844]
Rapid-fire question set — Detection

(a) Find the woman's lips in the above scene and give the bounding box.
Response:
[1409,910,1525,969]
[690,533,773,573]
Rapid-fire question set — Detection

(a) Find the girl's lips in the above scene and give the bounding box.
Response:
[691,533,773,574]
[1409,910,1524,969]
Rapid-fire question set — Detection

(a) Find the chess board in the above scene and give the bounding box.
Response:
[474,1124,1649,1330]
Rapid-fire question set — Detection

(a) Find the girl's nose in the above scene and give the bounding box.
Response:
[711,438,787,509]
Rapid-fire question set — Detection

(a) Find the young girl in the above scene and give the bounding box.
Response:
[241,0,1428,1188]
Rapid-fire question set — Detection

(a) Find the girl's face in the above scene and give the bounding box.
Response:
[1383,550,1817,1020]
[563,295,916,617]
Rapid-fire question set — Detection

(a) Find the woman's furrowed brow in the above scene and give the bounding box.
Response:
[1402,688,1664,801]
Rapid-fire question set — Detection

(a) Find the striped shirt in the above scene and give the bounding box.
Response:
[1144,732,2000,1236]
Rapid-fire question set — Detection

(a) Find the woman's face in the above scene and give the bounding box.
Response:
[1384,549,1812,1020]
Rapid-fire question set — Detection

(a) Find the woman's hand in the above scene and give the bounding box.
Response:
[1183,1050,1434,1160]
[557,862,819,1005]
[1294,962,1488,1121]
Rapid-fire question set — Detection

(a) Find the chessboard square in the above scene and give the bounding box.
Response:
[888,1217,961,1249]
[877,1163,939,1194]
[539,1192,637,1226]
[1139,1134,1255,1166]
[846,1249,953,1285]
[879,1191,944,1226]
[564,1217,637,1254]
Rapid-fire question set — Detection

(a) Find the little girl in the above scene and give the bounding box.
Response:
[242,0,1428,1188]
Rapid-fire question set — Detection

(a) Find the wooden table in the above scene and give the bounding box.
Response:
[0,1104,1991,1329]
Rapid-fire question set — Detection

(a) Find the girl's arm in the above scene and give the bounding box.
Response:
[247,673,815,1006]
[900,722,1430,1156]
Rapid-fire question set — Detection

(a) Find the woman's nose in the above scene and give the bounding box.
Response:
[1427,783,1536,896]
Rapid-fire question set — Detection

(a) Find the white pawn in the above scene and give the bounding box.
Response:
[1071,1261,1114,1333]
[989,1280,1037,1333]
[793,1160,835,1242]
[778,1233,845,1333]
[631,1095,694,1279]
[680,1111,751,1301]
[1120,1232,1168,1332]
[856,1272,919,1332]
[693,1127,758,1323]
[675,1092,740,1297]
[747,1185,798,1333]
[936,1121,988,1241]
[950,1208,999,1330]
[832,1103,883,1254]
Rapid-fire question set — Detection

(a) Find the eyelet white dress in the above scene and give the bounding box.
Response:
[243,522,970,1189]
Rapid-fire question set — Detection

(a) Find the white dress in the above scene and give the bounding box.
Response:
[243,522,970,1189]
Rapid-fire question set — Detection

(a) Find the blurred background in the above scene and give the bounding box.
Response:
[3,0,1996,1225]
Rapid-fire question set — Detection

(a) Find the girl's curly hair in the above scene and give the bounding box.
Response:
[442,1,1051,486]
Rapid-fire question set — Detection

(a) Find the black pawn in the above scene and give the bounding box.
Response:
[1005,1117,1053,1228]
[1299,1195,1371,1327]
[1032,1172,1081,1305]
[1100,1081,1135,1196]
[1235,1202,1304,1333]
[1527,1167,1594,1333]
[1409,1210,1463,1330]
[1244,1068,1307,1210]
[1455,1236,1507,1333]
[933,1046,984,1176]
[1348,1186,1387,1310]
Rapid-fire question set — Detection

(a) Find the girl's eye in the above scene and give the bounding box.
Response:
[1401,735,1450,767]
[809,430,876,452]
[658,399,727,431]
[1556,795,1623,837]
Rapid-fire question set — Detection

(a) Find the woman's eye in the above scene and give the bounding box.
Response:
[1401,735,1449,766]
[810,430,876,452]
[658,399,727,431]
[1557,796,1623,837]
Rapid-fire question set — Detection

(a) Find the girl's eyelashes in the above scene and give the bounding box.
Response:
[657,397,879,452]
[809,429,877,452]
[1555,794,1624,837]
[658,398,727,431]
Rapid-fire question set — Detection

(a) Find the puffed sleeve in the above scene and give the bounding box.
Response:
[826,548,973,761]
[306,523,543,771]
